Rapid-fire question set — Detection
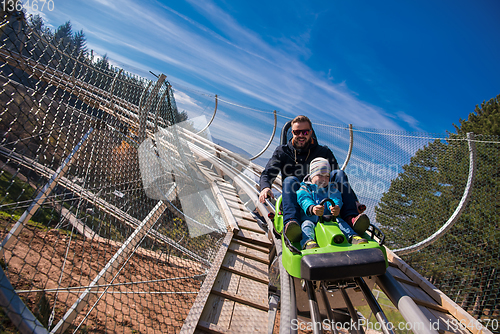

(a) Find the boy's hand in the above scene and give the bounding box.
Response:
[312,205,324,216]
[330,205,340,216]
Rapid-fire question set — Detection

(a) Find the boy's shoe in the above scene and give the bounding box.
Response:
[352,213,370,235]
[284,220,301,242]
[304,240,319,250]
[351,235,368,244]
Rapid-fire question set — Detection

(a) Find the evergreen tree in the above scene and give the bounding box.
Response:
[95,54,110,70]
[54,21,73,48]
[453,94,500,136]
[28,14,44,33]
[376,94,500,317]
[73,30,87,55]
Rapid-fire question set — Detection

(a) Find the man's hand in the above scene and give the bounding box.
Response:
[259,187,274,203]
[356,202,366,213]
[330,205,340,216]
[312,205,324,217]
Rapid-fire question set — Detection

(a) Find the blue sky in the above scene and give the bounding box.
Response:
[33,0,500,157]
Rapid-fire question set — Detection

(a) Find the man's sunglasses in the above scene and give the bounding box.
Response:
[292,129,311,136]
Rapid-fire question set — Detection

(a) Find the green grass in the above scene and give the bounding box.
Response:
[357,288,412,334]
[79,210,125,241]
[0,170,60,226]
[0,210,79,239]
[0,307,18,334]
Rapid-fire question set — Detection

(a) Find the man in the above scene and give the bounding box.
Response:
[259,115,369,242]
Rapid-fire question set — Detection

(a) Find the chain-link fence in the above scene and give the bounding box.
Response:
[1,8,499,334]
[312,121,500,332]
[0,10,226,333]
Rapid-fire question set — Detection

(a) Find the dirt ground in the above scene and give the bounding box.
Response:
[1,217,204,333]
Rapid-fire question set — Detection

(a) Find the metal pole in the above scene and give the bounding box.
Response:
[355,277,395,334]
[305,280,323,334]
[50,201,167,333]
[320,282,339,334]
[107,69,123,111]
[154,85,170,133]
[196,94,218,135]
[0,128,93,256]
[341,124,353,171]
[339,287,364,334]
[138,75,166,142]
[250,110,277,161]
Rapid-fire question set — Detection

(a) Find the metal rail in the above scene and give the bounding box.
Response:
[196,94,218,135]
[341,124,353,171]
[0,265,49,334]
[250,110,277,161]
[394,132,477,255]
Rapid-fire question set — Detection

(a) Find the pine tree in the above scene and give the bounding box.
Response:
[28,14,44,33]
[73,30,87,55]
[376,94,500,317]
[54,21,73,49]
[453,94,500,136]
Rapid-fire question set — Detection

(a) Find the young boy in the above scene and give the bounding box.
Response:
[296,158,369,249]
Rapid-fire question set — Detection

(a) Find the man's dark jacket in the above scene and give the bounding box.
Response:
[259,139,339,190]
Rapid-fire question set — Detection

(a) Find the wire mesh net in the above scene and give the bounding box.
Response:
[0,11,226,333]
[1,8,499,334]
[314,121,500,330]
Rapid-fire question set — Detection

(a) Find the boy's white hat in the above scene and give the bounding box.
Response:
[310,157,331,179]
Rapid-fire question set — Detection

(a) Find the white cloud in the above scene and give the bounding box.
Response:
[74,0,405,132]
[396,111,423,132]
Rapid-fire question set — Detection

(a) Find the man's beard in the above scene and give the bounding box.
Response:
[292,136,312,151]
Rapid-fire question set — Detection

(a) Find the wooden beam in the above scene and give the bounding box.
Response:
[220,265,269,285]
[180,232,234,334]
[412,298,450,314]
[227,249,270,265]
[236,221,266,235]
[197,321,229,334]
[392,275,420,287]
[211,289,268,311]
[210,181,240,232]
[231,239,269,254]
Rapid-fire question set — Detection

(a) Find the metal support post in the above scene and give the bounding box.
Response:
[355,277,395,334]
[50,201,167,333]
[138,74,166,142]
[0,128,93,256]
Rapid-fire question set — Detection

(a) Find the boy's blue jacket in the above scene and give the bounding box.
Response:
[297,174,343,224]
